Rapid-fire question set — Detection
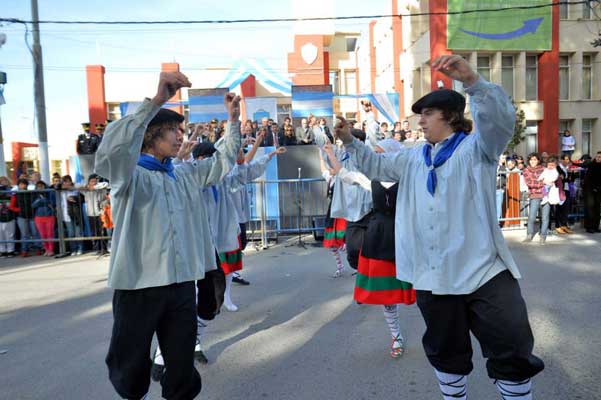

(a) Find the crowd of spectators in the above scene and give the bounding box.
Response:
[1,111,601,257]
[0,172,112,258]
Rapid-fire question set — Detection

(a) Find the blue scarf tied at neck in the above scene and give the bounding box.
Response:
[137,154,177,180]
[422,131,468,196]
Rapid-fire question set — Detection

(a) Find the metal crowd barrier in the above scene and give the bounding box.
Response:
[0,187,111,257]
[0,170,592,255]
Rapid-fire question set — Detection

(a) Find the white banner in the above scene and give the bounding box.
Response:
[244,97,278,122]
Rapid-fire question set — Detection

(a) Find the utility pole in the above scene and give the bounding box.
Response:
[0,32,7,177]
[31,0,50,182]
[0,72,6,178]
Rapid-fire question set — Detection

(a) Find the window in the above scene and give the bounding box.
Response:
[477,55,491,81]
[525,121,538,154]
[412,67,423,99]
[559,55,570,100]
[583,54,593,100]
[583,1,591,19]
[344,70,357,95]
[559,120,572,151]
[582,119,594,156]
[501,55,514,98]
[452,54,469,94]
[559,2,569,19]
[346,37,358,52]
[526,55,538,101]
[277,104,291,125]
[329,70,340,95]
[51,160,63,176]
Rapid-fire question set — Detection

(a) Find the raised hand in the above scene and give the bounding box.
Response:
[152,72,192,107]
[224,92,241,122]
[431,55,479,87]
[333,116,353,144]
[176,140,196,161]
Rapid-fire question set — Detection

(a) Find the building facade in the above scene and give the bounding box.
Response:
[361,0,601,158]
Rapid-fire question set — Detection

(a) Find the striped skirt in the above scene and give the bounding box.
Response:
[323,218,347,248]
[354,254,416,305]
[219,236,243,275]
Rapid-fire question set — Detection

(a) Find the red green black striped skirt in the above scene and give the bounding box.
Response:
[353,254,416,305]
[219,236,243,275]
[323,218,347,248]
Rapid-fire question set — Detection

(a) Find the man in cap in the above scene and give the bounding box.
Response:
[334,55,543,400]
[95,71,241,400]
[76,122,101,155]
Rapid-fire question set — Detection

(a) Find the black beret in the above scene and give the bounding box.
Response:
[148,108,185,127]
[411,89,466,114]
[192,142,216,159]
[351,128,366,142]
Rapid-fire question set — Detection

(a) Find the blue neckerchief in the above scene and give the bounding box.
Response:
[137,154,176,180]
[211,186,218,202]
[422,131,468,196]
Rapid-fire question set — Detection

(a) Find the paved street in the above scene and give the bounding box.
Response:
[1,230,600,400]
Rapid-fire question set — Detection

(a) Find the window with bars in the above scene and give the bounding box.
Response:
[559,55,570,100]
[582,54,593,100]
[526,55,538,101]
[501,55,514,98]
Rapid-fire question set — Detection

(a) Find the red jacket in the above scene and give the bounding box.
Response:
[522,165,545,199]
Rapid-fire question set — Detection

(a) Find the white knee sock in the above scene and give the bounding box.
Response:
[435,370,467,400]
[331,248,344,273]
[224,274,238,311]
[383,304,401,344]
[196,317,208,351]
[495,378,532,400]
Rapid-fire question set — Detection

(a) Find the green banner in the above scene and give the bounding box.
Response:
[447,0,552,51]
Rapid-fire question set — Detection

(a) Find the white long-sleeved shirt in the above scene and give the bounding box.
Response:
[345,77,520,295]
[204,155,271,252]
[95,99,240,290]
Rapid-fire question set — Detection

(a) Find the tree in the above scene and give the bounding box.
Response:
[507,102,526,151]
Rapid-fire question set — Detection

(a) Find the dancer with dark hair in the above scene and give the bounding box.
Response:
[335,55,543,399]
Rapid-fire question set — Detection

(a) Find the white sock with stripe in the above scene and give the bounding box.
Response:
[495,378,532,400]
[382,304,401,346]
[331,248,344,273]
[196,317,208,351]
[435,370,467,400]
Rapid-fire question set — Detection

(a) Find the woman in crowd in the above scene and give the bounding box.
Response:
[31,181,57,256]
[561,129,576,159]
[324,140,415,358]
[522,153,549,244]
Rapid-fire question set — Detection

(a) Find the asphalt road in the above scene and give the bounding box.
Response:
[1,230,600,399]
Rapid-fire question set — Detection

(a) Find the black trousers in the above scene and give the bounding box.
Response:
[239,223,248,251]
[88,215,106,251]
[584,189,601,231]
[345,214,370,270]
[555,193,571,227]
[196,253,226,321]
[416,270,544,381]
[106,282,202,400]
